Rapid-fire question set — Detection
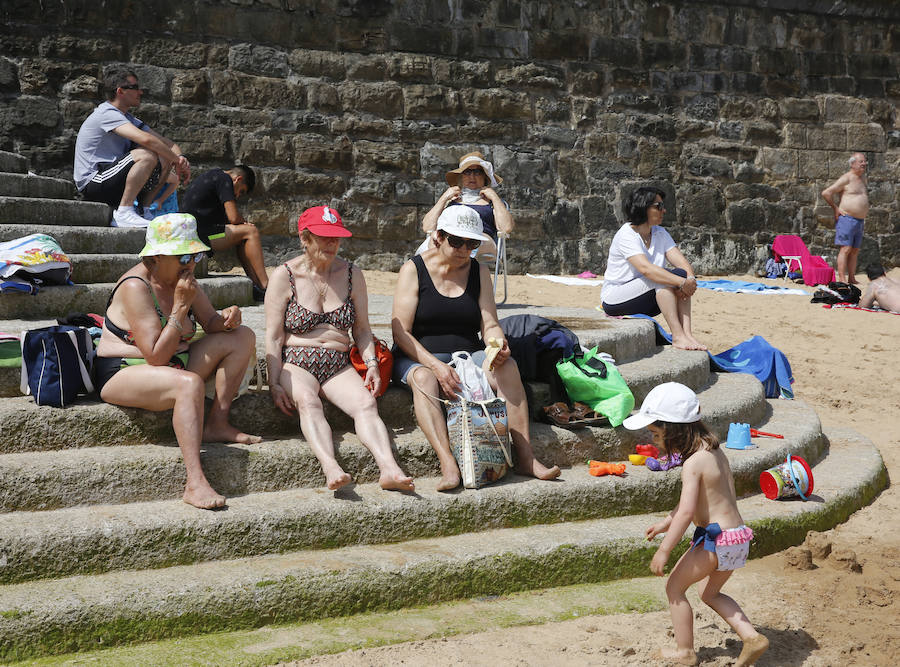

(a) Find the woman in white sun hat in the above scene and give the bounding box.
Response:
[419,150,513,261]
[393,205,560,491]
[95,213,260,510]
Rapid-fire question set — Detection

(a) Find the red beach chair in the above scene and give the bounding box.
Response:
[771,235,835,286]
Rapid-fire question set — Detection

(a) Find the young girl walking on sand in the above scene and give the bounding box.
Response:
[624,382,769,666]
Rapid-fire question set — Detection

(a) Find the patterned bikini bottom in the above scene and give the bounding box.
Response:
[282,345,350,385]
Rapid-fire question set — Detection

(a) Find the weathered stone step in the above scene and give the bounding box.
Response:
[0,151,27,174]
[0,392,813,513]
[0,172,74,199]
[0,305,663,397]
[0,196,110,226]
[0,223,145,254]
[0,275,252,319]
[0,358,763,453]
[0,428,884,661]
[69,253,208,284]
[0,396,825,583]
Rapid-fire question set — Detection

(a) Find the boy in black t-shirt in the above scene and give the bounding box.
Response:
[181,165,267,301]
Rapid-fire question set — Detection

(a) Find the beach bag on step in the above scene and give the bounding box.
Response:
[20,325,94,407]
[556,346,634,427]
[446,397,513,488]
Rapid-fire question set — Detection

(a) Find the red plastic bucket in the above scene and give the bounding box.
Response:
[759,454,814,500]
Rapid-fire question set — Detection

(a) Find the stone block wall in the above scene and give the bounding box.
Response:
[2,0,899,273]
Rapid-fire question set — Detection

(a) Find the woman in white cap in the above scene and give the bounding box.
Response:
[95,213,260,510]
[624,383,767,667]
[264,206,414,493]
[393,205,560,490]
[420,151,513,261]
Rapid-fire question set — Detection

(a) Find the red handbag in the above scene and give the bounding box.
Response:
[349,338,393,397]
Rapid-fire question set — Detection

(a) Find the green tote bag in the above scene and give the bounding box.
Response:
[555,347,634,427]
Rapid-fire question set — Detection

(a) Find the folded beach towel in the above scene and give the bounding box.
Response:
[709,335,794,399]
[696,279,807,295]
[615,315,793,399]
[527,273,604,287]
[0,339,21,367]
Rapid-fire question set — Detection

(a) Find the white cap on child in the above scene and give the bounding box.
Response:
[622,382,701,430]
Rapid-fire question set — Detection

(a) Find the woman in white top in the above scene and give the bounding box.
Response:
[601,186,707,351]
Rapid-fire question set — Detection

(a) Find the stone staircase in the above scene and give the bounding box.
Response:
[0,150,252,320]
[0,152,888,662]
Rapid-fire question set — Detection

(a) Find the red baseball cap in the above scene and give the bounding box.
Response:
[297,205,352,237]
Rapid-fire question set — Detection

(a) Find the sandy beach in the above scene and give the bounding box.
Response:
[293,268,900,666]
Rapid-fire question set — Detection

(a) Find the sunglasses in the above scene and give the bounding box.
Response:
[178,252,206,265]
[119,83,143,90]
[650,201,666,210]
[445,234,481,250]
[461,168,484,176]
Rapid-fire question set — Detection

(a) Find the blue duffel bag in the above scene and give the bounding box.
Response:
[20,325,95,407]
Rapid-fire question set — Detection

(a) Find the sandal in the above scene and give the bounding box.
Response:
[570,402,610,426]
[543,402,575,428]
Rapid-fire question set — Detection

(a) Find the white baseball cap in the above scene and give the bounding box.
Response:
[436,205,491,242]
[622,382,701,430]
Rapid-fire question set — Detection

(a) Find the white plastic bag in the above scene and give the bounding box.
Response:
[450,351,495,401]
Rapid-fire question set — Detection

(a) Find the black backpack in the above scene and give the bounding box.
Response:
[810,281,862,305]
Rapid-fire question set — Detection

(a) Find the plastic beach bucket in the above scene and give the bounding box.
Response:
[759,454,814,500]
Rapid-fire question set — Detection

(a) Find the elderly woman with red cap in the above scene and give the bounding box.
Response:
[96,213,260,510]
[420,151,513,261]
[393,205,560,491]
[264,205,414,492]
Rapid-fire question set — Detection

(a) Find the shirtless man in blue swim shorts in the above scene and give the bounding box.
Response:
[822,152,868,284]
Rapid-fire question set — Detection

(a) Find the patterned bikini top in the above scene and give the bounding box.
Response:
[283,261,356,335]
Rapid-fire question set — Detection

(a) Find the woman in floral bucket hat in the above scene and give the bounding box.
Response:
[95,212,260,509]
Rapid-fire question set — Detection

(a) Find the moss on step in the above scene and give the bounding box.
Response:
[10,579,666,666]
[0,447,887,662]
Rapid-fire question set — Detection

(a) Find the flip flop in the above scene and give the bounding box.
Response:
[570,402,610,426]
[543,402,576,428]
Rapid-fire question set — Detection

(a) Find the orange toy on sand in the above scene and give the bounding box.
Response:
[588,460,626,476]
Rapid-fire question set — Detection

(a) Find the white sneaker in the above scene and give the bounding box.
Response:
[112,207,150,228]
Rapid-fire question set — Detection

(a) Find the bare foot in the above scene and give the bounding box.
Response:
[735,633,769,667]
[436,473,460,491]
[516,458,562,480]
[325,470,353,491]
[202,420,262,445]
[687,336,708,351]
[436,460,461,491]
[654,646,698,665]
[671,335,696,351]
[183,481,226,510]
[380,472,415,492]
